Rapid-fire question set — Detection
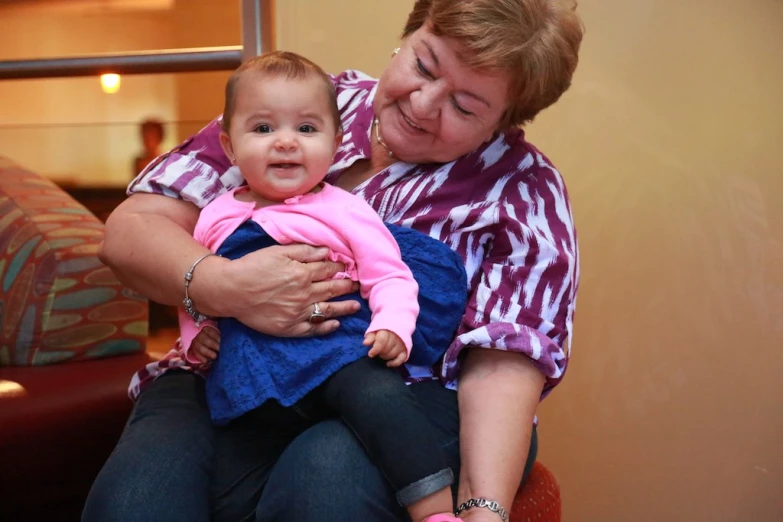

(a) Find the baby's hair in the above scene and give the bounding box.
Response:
[221,51,341,134]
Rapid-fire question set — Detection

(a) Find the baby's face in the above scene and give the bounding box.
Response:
[226,72,341,201]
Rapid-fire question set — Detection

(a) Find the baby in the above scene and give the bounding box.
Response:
[179,51,465,522]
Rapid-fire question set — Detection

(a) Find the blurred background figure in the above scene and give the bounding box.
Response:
[133,118,165,175]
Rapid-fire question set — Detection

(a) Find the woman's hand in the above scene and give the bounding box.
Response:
[196,243,361,337]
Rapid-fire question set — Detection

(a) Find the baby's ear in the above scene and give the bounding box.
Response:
[218,130,236,164]
[334,130,344,150]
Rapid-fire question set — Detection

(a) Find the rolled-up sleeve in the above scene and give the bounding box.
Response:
[127,118,243,208]
[440,165,579,398]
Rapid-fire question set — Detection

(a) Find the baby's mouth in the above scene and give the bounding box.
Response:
[269,163,299,169]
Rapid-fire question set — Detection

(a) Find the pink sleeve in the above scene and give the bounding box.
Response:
[343,205,419,356]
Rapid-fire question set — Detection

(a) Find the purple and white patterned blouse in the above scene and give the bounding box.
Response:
[126,70,579,401]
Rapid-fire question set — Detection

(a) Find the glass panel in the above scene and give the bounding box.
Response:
[0,66,230,185]
[0,119,212,189]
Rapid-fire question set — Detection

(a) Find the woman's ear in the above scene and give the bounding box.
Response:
[218,130,236,164]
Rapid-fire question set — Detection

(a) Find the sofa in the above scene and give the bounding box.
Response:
[0,158,561,521]
[0,157,154,522]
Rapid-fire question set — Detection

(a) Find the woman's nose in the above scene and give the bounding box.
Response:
[410,81,447,120]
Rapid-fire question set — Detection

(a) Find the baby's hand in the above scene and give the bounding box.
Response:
[191,326,220,364]
[364,330,408,367]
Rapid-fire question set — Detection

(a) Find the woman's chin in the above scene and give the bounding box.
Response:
[388,145,437,164]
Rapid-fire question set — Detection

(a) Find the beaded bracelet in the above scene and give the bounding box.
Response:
[183,253,218,326]
[455,497,509,522]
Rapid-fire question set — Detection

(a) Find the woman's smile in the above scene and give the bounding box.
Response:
[398,107,427,133]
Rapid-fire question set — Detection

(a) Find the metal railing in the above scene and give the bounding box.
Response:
[0,0,273,80]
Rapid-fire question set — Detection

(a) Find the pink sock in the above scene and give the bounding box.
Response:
[424,514,461,522]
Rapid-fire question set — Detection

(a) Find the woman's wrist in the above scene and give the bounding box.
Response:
[455,498,509,522]
[184,254,233,318]
[456,349,544,515]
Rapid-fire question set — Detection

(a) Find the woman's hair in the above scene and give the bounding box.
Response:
[403,0,584,127]
[221,51,341,133]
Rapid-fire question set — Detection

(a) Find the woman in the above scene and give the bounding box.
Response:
[83,1,583,521]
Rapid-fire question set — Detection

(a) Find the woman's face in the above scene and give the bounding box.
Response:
[374,23,511,164]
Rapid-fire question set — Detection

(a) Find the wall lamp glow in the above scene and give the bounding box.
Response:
[100,73,121,94]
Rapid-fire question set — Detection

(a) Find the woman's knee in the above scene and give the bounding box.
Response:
[258,419,403,521]
[273,419,379,491]
[83,372,215,522]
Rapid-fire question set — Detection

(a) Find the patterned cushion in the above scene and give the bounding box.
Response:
[0,159,147,366]
[510,461,562,522]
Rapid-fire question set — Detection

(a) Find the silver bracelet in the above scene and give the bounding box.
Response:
[183,253,218,326]
[455,498,509,522]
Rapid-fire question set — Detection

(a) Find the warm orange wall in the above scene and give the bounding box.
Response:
[170,0,239,129]
[275,1,410,77]
[528,1,783,521]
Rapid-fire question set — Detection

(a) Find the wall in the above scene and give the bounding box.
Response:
[527,1,783,521]
[275,1,411,77]
[0,3,178,187]
[170,0,240,133]
[276,1,783,521]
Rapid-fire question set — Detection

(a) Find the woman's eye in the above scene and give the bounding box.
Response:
[416,58,434,79]
[299,124,316,133]
[254,124,272,133]
[452,100,473,117]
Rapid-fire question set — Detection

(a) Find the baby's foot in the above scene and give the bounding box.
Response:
[424,514,461,522]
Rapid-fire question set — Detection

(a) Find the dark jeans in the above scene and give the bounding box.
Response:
[212,357,453,521]
[83,370,538,522]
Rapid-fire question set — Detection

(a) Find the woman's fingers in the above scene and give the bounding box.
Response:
[304,259,345,283]
[278,299,358,338]
[309,277,353,301]
[274,244,330,264]
[226,245,366,337]
[303,298,361,324]
[286,319,341,338]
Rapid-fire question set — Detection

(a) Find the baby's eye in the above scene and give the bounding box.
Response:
[254,124,272,133]
[299,124,316,133]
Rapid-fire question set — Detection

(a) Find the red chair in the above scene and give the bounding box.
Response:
[510,461,562,522]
